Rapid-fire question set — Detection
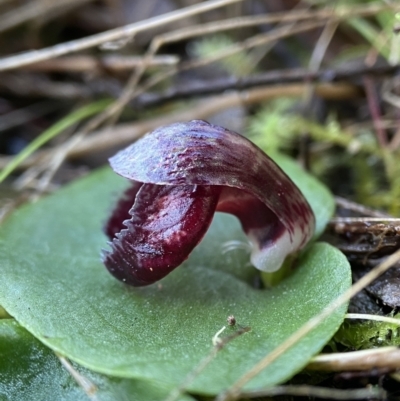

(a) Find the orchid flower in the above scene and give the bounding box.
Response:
[102,120,315,286]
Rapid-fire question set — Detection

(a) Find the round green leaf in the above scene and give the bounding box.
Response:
[0,319,193,401]
[0,167,349,394]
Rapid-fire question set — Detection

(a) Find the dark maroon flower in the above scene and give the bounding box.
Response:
[102,120,315,286]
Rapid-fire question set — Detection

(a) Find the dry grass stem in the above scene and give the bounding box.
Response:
[330,217,400,223]
[152,2,397,46]
[22,55,179,73]
[0,82,358,171]
[303,16,338,108]
[240,384,385,400]
[0,0,243,71]
[151,0,313,73]
[309,12,338,69]
[335,196,392,218]
[0,0,94,34]
[307,346,400,371]
[181,19,342,73]
[133,64,400,108]
[345,313,400,325]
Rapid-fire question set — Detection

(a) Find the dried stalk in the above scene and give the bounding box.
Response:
[0,0,243,71]
[152,2,397,49]
[240,384,385,400]
[0,0,94,34]
[21,55,179,73]
[0,82,359,171]
[346,313,400,325]
[335,196,391,218]
[307,346,400,371]
[133,63,400,108]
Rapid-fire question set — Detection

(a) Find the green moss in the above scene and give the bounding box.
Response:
[335,317,400,349]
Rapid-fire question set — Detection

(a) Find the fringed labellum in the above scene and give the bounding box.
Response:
[102,120,315,286]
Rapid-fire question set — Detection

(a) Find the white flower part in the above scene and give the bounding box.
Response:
[248,230,295,273]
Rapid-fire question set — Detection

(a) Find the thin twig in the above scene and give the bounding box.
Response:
[80,84,358,154]
[0,82,359,171]
[0,0,94,34]
[346,313,400,325]
[151,2,397,47]
[128,15,372,113]
[0,0,244,71]
[307,346,400,371]
[21,55,179,73]
[180,19,341,73]
[240,384,385,400]
[300,10,338,167]
[335,196,392,218]
[217,247,400,401]
[132,63,399,108]
[0,1,395,75]
[309,20,338,72]
[330,217,400,223]
[302,13,338,107]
